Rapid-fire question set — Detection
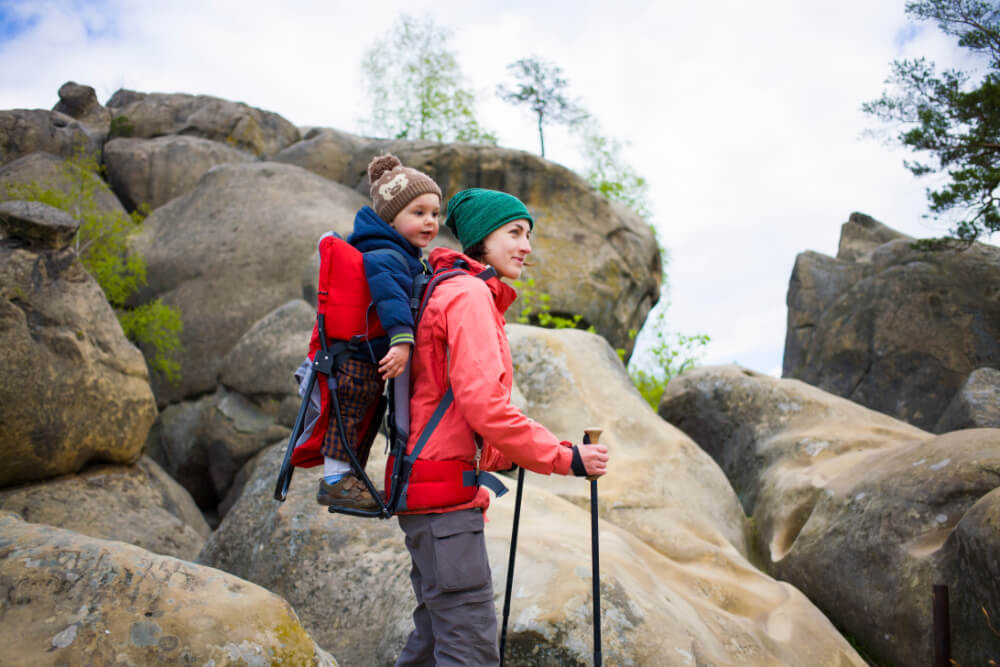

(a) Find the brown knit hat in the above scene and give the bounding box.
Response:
[368,154,442,223]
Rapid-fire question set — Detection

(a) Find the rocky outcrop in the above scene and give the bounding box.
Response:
[52,81,111,135]
[659,364,1000,667]
[0,108,103,166]
[0,151,129,217]
[0,457,209,560]
[934,366,1000,432]
[784,212,1000,430]
[106,89,300,157]
[0,512,335,666]
[201,327,865,666]
[130,161,368,403]
[0,202,156,488]
[104,135,252,211]
[274,130,661,356]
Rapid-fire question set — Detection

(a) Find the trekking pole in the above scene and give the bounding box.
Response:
[583,428,603,667]
[499,465,525,667]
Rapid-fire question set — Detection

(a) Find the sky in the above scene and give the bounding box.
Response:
[0,0,982,376]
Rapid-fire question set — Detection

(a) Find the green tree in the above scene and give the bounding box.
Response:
[360,15,497,143]
[497,56,587,158]
[578,119,653,220]
[628,301,711,409]
[863,0,1000,241]
[5,150,183,380]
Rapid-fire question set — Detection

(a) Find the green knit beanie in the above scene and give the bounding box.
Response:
[444,188,534,250]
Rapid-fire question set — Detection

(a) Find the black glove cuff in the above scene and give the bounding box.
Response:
[570,446,587,477]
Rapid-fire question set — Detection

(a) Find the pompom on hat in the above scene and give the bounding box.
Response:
[367,154,442,223]
[444,188,534,250]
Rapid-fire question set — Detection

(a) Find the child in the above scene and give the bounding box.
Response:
[317,154,442,509]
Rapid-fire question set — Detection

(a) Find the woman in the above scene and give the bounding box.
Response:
[395,188,610,667]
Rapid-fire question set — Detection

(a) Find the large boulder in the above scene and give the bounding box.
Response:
[0,108,103,166]
[104,135,252,211]
[0,457,209,560]
[274,131,661,356]
[783,212,1000,430]
[658,364,1000,667]
[0,512,335,666]
[0,202,156,488]
[201,327,865,666]
[105,89,301,157]
[0,151,129,217]
[52,81,111,135]
[130,161,368,403]
[934,366,1000,432]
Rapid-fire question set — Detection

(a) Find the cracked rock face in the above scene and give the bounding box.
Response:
[659,364,1000,667]
[783,212,1000,430]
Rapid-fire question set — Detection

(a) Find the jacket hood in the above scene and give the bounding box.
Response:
[429,247,518,314]
[348,206,421,259]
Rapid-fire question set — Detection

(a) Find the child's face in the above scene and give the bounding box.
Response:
[391,193,440,248]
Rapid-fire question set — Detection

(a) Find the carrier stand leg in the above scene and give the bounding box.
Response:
[327,387,390,518]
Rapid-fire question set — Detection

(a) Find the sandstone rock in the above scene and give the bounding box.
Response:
[145,387,289,516]
[836,211,911,262]
[106,89,300,157]
[659,364,1000,666]
[0,512,335,666]
[130,161,368,403]
[0,108,102,165]
[0,151,127,217]
[934,366,1000,432]
[220,299,313,398]
[0,457,209,560]
[52,81,112,135]
[274,132,661,356]
[201,327,865,666]
[784,214,1000,429]
[0,209,156,488]
[0,200,79,249]
[104,135,252,211]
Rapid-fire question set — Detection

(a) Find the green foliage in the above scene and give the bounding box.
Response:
[512,278,596,331]
[578,119,653,220]
[863,0,1000,241]
[108,114,134,138]
[497,56,587,158]
[627,298,710,408]
[5,149,182,380]
[360,15,497,144]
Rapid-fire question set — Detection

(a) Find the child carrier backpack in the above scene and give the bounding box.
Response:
[273,232,508,518]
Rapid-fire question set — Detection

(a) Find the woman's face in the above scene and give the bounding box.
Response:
[481,219,532,280]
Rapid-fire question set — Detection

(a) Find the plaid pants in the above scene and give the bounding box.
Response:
[320,358,384,466]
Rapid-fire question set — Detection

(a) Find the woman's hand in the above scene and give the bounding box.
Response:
[570,443,609,477]
[379,344,410,380]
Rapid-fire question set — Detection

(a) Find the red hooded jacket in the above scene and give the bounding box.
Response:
[401,247,574,514]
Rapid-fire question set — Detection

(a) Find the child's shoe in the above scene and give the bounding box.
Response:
[317,475,380,510]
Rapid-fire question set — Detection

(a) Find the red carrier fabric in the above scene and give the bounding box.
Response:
[384,456,479,511]
[292,232,385,469]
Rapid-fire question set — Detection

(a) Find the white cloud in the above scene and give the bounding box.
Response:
[0,0,979,375]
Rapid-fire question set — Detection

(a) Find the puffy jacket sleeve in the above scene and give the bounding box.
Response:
[363,251,415,346]
[443,280,573,476]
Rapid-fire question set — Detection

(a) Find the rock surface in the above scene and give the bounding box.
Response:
[201,326,865,666]
[0,108,103,165]
[52,81,112,135]
[130,161,368,403]
[104,134,252,211]
[106,89,300,157]
[274,131,661,356]
[659,364,1000,667]
[783,213,1000,429]
[934,366,1000,432]
[1,203,156,488]
[0,457,209,560]
[0,200,79,249]
[0,511,335,666]
[0,151,127,217]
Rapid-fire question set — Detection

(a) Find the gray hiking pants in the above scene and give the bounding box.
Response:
[395,509,500,667]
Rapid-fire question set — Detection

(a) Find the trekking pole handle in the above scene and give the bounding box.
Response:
[582,428,603,480]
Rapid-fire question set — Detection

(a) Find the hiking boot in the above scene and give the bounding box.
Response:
[317,476,380,510]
